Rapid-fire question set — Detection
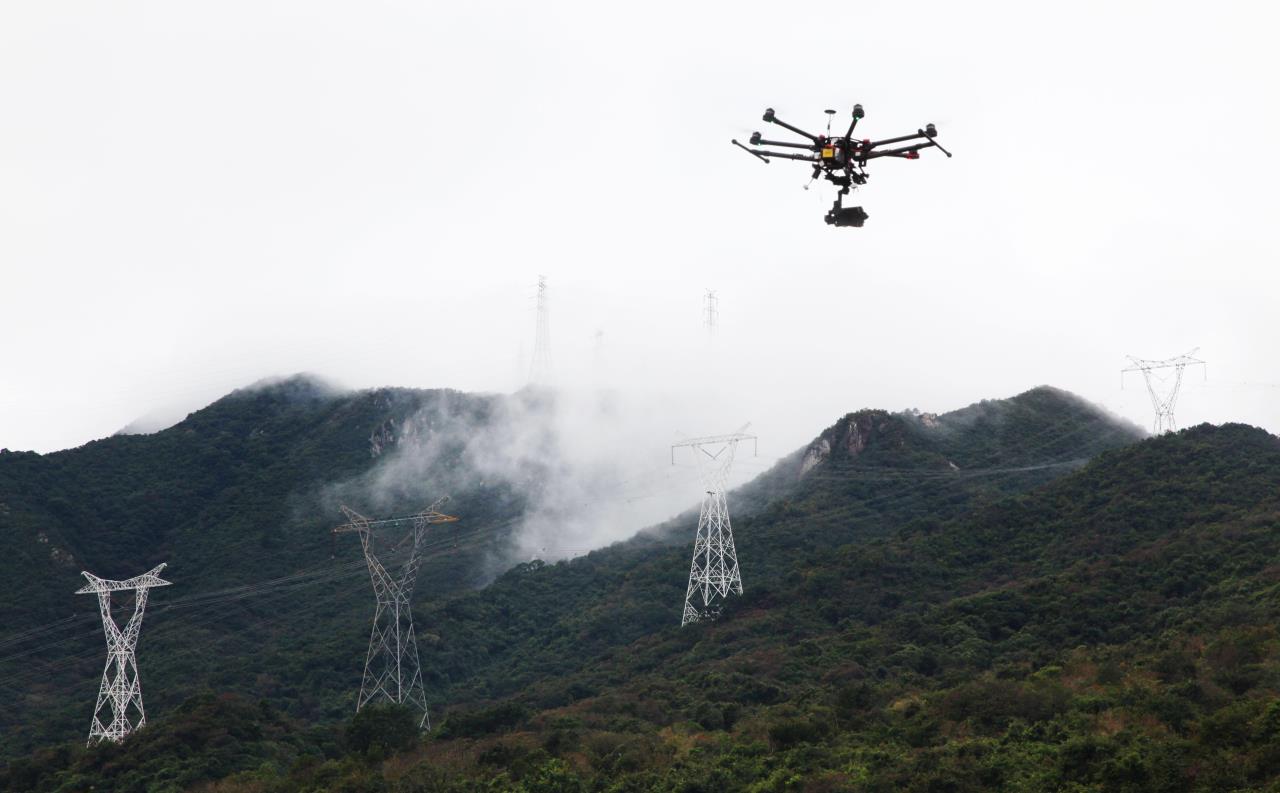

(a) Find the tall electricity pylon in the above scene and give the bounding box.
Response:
[703,289,718,335]
[76,563,171,746]
[673,426,756,626]
[529,275,553,386]
[334,499,458,729]
[1122,348,1207,433]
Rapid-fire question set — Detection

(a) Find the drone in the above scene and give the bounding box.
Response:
[732,105,950,227]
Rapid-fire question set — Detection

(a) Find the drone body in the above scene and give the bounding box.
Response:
[732,104,950,227]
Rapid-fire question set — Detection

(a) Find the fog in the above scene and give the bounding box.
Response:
[300,372,779,567]
[3,0,1279,463]
[391,386,766,564]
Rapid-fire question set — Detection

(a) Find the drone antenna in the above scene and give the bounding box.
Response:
[803,164,821,191]
[824,109,836,136]
[731,139,769,164]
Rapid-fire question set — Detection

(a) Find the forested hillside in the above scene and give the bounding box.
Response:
[0,376,554,758]
[0,384,1170,791]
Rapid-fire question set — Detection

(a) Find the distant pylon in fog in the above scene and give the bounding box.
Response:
[529,276,553,386]
[703,289,718,334]
[673,425,756,626]
[1122,348,1207,433]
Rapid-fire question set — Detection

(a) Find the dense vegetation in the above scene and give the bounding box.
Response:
[0,376,541,758]
[15,383,1275,791]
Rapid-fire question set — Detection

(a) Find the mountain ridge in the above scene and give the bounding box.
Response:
[0,381,1148,786]
[5,418,1275,791]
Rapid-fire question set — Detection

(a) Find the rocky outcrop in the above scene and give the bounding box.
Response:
[798,410,900,476]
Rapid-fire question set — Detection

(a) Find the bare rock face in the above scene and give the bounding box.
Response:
[35,531,76,567]
[799,438,830,476]
[369,418,398,458]
[798,411,897,476]
[842,414,874,456]
[368,410,437,458]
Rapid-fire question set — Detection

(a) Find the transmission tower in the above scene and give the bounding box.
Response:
[76,563,171,746]
[334,499,458,729]
[703,289,718,334]
[529,275,553,385]
[1122,348,1207,433]
[672,425,756,626]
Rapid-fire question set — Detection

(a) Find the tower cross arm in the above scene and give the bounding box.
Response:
[414,495,459,525]
[334,500,460,534]
[333,505,372,534]
[1121,347,1206,373]
[416,511,460,525]
[671,431,757,449]
[75,563,172,594]
[671,424,757,464]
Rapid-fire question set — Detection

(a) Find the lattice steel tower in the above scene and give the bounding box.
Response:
[76,563,171,746]
[529,275,553,385]
[673,426,756,626]
[1122,348,1207,433]
[703,289,718,334]
[334,499,458,729]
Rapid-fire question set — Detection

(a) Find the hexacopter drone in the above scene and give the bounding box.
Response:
[732,104,950,227]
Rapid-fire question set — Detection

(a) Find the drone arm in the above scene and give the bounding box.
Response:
[764,112,819,143]
[864,142,935,159]
[754,137,816,150]
[752,149,820,162]
[731,139,770,163]
[865,131,929,149]
[920,128,952,158]
[843,104,865,141]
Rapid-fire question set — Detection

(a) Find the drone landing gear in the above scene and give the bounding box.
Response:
[825,192,868,228]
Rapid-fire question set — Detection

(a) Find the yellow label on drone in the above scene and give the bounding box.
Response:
[822,147,835,158]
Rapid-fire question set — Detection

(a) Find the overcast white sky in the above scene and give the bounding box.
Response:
[2,0,1278,455]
